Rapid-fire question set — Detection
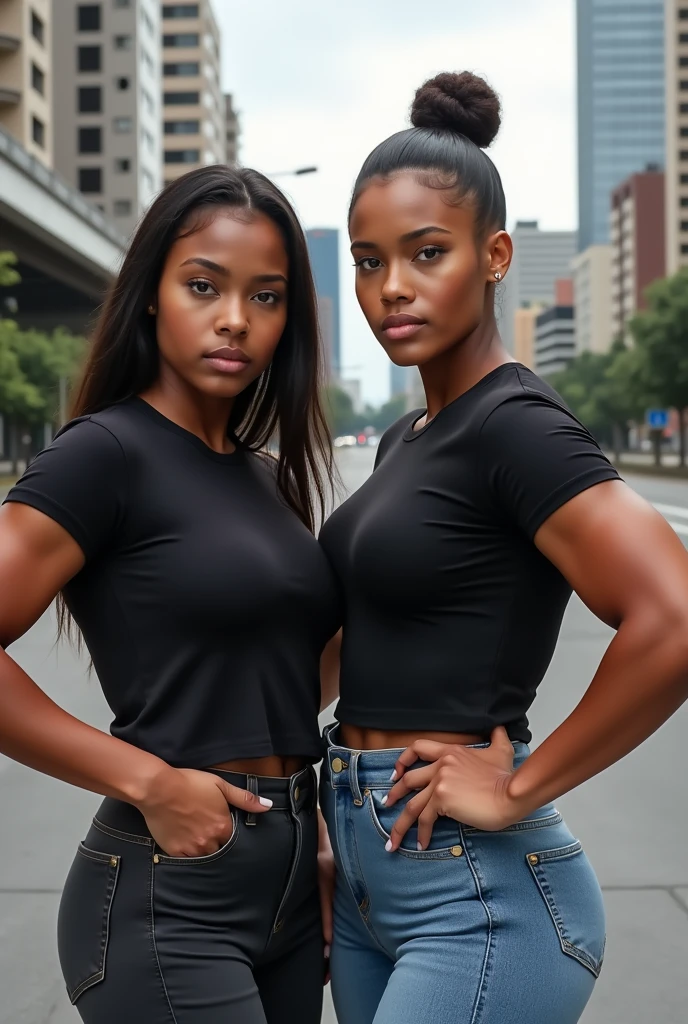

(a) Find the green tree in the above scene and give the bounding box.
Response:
[628,267,688,465]
[0,251,20,288]
[368,394,408,433]
[322,383,359,437]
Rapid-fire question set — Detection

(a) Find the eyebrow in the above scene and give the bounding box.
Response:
[180,257,287,284]
[350,225,452,251]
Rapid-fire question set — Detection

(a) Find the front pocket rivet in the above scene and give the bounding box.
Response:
[331,757,344,773]
[294,787,300,802]
[153,854,160,865]
[528,854,539,865]
[109,856,118,867]
[450,845,463,857]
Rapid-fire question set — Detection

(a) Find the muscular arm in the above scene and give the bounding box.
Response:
[0,502,171,805]
[507,479,688,811]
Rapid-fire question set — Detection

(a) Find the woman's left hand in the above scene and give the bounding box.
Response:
[383,727,524,851]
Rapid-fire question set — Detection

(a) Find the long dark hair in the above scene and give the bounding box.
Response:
[350,71,506,238]
[58,165,332,641]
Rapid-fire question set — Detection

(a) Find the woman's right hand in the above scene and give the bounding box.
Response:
[137,767,272,857]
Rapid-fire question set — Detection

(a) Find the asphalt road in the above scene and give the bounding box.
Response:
[1,448,688,1023]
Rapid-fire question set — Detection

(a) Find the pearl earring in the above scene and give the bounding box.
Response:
[494,272,502,281]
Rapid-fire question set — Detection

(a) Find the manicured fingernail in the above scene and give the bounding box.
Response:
[417,842,423,851]
[259,797,273,807]
[389,770,397,781]
[381,795,388,805]
[324,945,331,959]
[385,839,393,852]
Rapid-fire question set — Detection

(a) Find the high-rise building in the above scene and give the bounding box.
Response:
[577,0,665,251]
[571,244,613,355]
[53,0,162,236]
[305,228,340,377]
[665,0,688,273]
[610,168,665,338]
[535,279,576,378]
[224,93,239,166]
[513,306,543,370]
[0,0,52,167]
[161,1,224,185]
[497,221,577,353]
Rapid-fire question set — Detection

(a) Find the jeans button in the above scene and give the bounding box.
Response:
[450,845,463,857]
[294,787,300,802]
[331,757,344,773]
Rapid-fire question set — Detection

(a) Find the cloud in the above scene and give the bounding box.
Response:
[216,0,576,402]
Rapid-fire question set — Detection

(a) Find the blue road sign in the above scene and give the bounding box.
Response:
[646,409,669,430]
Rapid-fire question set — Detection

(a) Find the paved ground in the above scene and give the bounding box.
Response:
[1,448,688,1022]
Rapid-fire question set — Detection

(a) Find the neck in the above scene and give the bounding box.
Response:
[139,373,236,455]
[419,310,514,423]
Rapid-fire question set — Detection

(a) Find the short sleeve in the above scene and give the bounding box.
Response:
[3,418,128,559]
[478,394,620,539]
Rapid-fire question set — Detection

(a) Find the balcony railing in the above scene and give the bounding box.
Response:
[0,33,21,53]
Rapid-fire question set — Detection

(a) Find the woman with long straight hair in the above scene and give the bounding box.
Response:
[0,165,340,1023]
[318,72,688,1023]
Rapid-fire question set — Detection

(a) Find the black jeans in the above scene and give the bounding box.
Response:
[57,766,323,1023]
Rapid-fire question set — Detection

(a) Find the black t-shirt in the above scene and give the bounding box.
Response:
[319,363,619,743]
[4,398,340,766]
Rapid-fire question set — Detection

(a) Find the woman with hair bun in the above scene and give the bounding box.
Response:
[318,72,688,1022]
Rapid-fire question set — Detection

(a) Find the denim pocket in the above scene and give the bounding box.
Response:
[367,791,464,859]
[57,844,120,1004]
[526,840,606,977]
[154,809,239,865]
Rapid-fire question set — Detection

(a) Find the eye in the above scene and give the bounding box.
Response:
[253,291,279,305]
[355,257,383,271]
[188,278,217,296]
[415,246,445,262]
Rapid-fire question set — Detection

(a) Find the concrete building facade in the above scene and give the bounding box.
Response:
[0,0,52,168]
[305,228,340,378]
[571,244,614,355]
[610,168,666,338]
[577,0,665,251]
[161,1,225,184]
[498,221,577,353]
[224,92,239,165]
[513,306,542,371]
[53,0,162,237]
[535,279,576,378]
[665,0,688,272]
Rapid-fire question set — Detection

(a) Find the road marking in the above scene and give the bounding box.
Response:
[653,503,688,520]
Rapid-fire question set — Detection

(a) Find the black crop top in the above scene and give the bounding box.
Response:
[318,363,619,743]
[4,398,340,766]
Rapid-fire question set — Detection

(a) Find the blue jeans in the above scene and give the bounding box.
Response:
[320,725,605,1024]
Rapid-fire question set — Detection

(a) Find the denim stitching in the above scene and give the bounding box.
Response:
[461,833,495,1024]
[68,849,120,1003]
[366,795,460,860]
[463,812,562,835]
[335,789,387,953]
[149,852,180,1023]
[154,810,239,865]
[92,818,153,847]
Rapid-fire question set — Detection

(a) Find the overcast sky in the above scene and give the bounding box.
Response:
[216,0,577,404]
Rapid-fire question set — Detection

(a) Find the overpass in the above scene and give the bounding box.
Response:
[0,123,127,335]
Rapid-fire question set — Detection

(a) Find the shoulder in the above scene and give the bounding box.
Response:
[477,365,593,445]
[374,410,420,466]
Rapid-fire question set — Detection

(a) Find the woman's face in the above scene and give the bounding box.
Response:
[349,173,509,368]
[154,208,289,399]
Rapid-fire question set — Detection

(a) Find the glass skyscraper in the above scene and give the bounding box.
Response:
[305,228,340,377]
[577,0,665,251]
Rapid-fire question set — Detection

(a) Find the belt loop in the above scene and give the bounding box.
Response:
[349,752,363,805]
[245,774,258,826]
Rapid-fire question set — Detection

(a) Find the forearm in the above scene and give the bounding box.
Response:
[507,611,688,815]
[320,629,341,712]
[0,649,173,807]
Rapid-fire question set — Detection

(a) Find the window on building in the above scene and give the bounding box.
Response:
[78,5,101,31]
[680,9,688,19]
[113,116,133,133]
[682,244,688,255]
[681,221,688,232]
[163,90,200,104]
[79,86,102,112]
[681,80,688,91]
[163,4,200,16]
[114,199,132,216]
[163,34,200,47]
[164,62,200,76]
[78,46,102,72]
[32,117,45,148]
[681,173,688,184]
[681,197,688,207]
[681,33,688,43]
[114,157,131,172]
[79,127,102,153]
[681,150,688,161]
[31,63,45,96]
[117,76,130,90]
[79,167,102,193]
[31,11,45,45]
[164,149,200,163]
[681,127,688,137]
[164,120,200,134]
[114,35,133,51]
[681,103,688,114]
[681,57,688,67]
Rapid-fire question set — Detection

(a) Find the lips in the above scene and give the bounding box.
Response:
[203,346,251,374]
[381,313,427,342]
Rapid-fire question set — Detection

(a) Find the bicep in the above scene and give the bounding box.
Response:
[534,480,688,628]
[0,503,86,648]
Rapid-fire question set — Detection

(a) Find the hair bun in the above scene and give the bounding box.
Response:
[410,71,501,149]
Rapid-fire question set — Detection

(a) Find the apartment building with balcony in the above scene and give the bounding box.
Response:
[0,0,52,167]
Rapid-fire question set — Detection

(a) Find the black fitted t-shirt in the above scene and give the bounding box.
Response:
[319,363,620,743]
[5,398,340,766]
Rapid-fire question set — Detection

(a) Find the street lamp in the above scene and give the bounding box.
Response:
[269,166,318,178]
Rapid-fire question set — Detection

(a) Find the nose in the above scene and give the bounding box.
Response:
[214,295,249,338]
[380,260,415,306]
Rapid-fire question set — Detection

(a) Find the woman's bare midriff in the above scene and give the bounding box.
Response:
[211,755,308,777]
[340,724,486,751]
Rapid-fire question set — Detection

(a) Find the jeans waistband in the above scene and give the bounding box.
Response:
[322,722,530,801]
[95,765,316,840]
